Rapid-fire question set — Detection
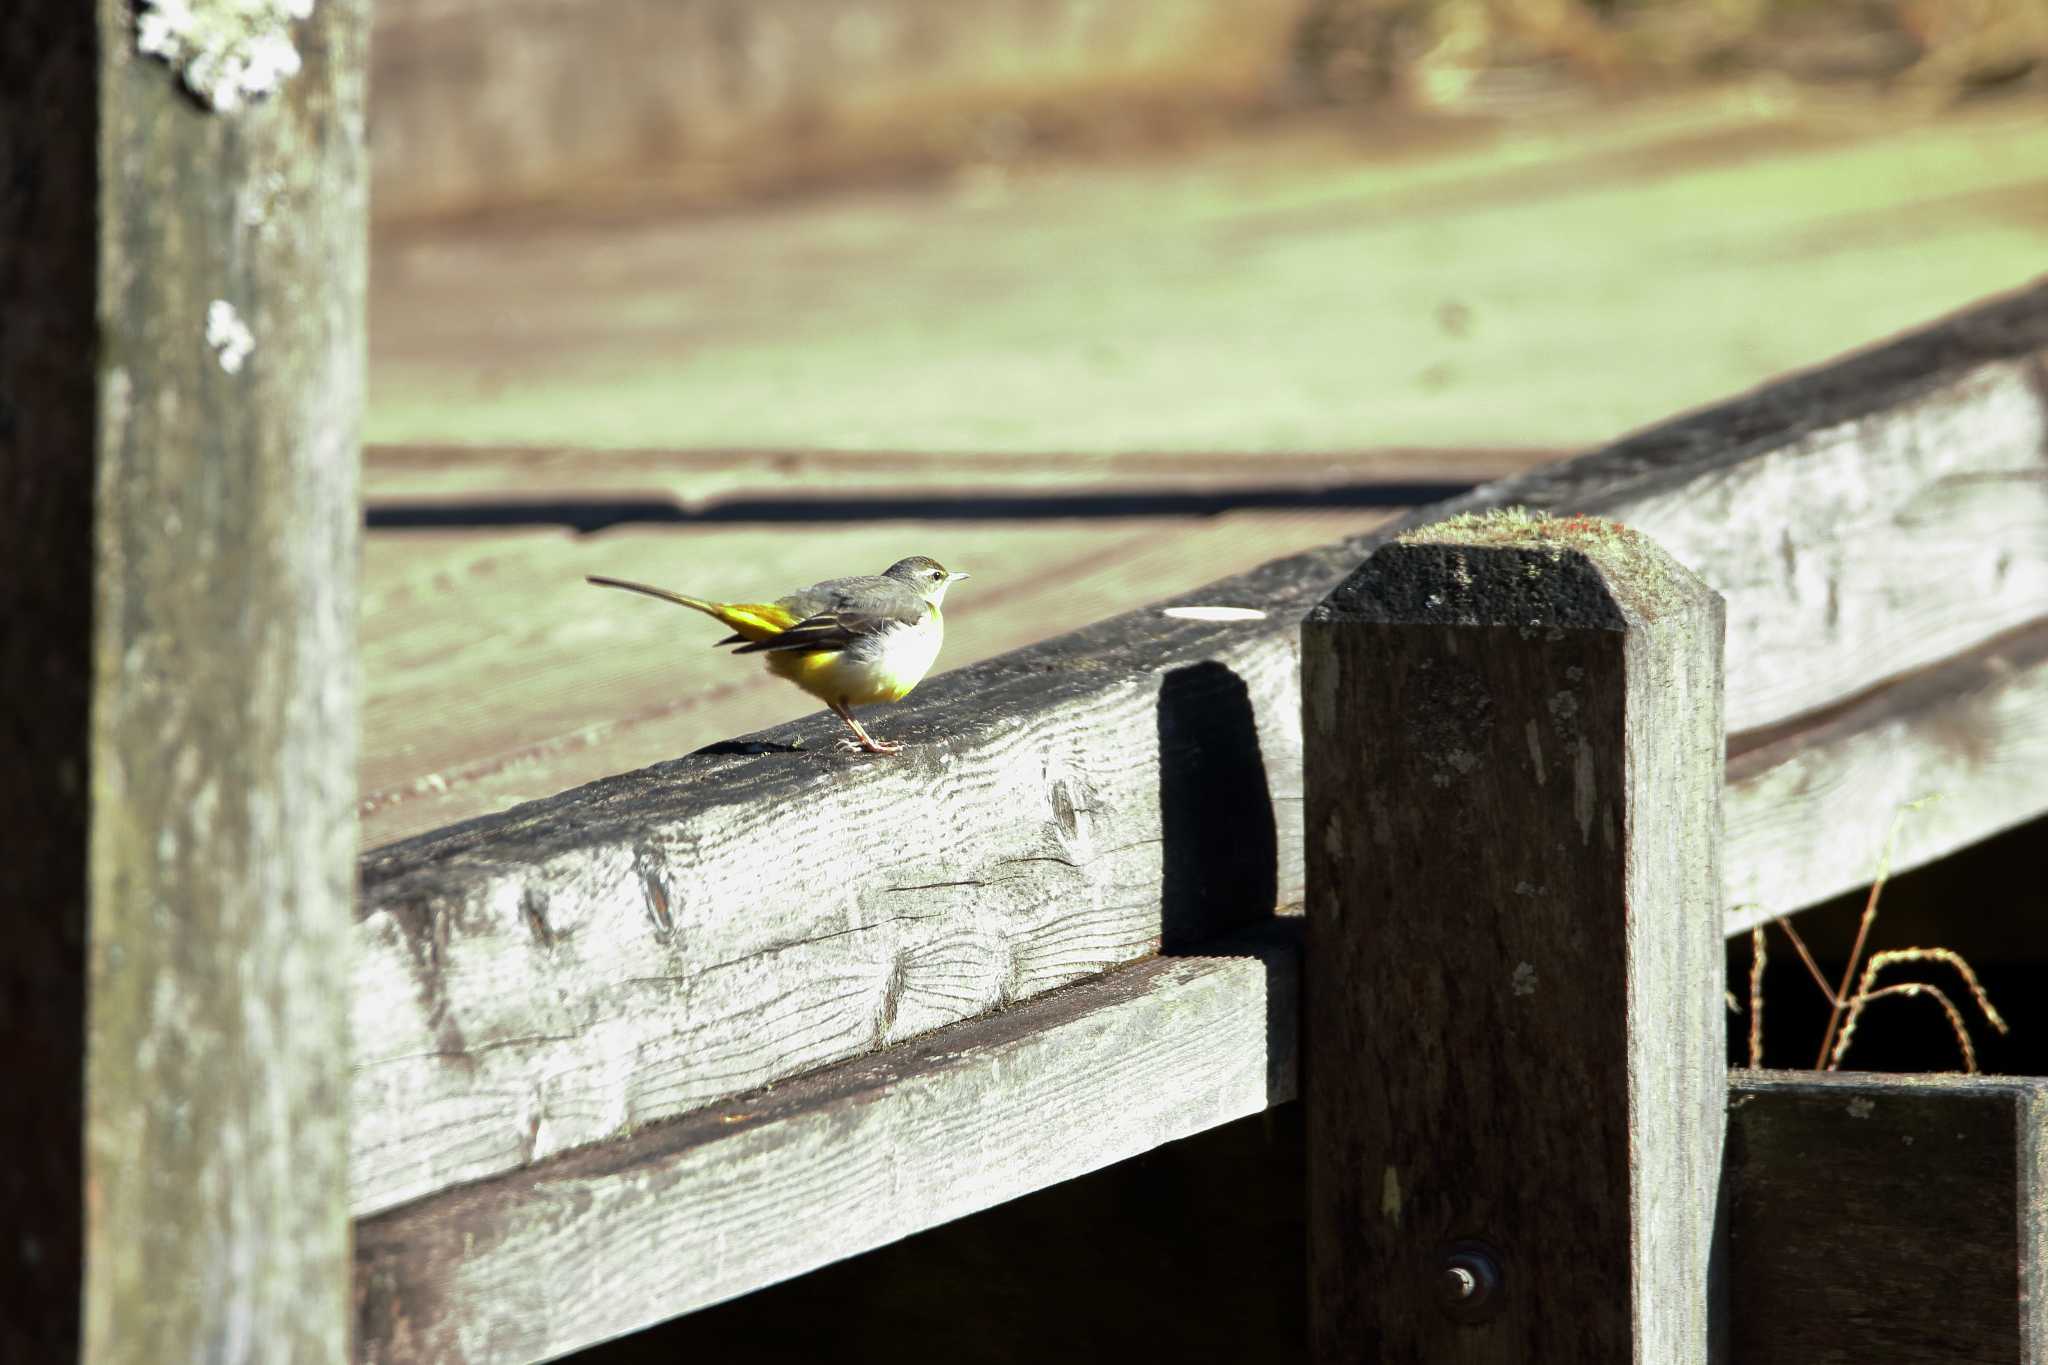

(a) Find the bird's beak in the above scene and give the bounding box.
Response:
[949,571,971,582]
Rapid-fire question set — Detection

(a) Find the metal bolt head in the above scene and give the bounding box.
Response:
[1437,1242,1504,1322]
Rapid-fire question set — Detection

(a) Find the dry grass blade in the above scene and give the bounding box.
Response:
[1866,947,2009,1035]
[1736,796,2001,1074]
[1828,981,1983,1074]
[1747,924,1766,1070]
[1814,797,1943,1069]
[1825,945,2012,1076]
[1774,915,1834,1002]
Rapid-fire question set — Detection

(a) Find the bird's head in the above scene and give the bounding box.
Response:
[884,556,970,605]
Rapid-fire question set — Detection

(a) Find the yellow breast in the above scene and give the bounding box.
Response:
[765,612,945,707]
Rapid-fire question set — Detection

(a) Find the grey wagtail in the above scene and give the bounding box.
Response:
[587,556,969,754]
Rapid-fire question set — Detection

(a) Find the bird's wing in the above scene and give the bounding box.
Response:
[732,580,926,655]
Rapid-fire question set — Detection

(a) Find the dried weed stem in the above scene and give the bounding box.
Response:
[1828,948,2012,1074]
[1742,795,2008,1074]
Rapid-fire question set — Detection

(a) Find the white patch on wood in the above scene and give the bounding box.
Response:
[1511,961,1538,997]
[1161,606,1267,622]
[205,300,255,373]
[138,0,316,112]
[1380,1165,1403,1227]
[1525,718,1546,785]
[1573,741,1597,846]
[1848,1098,1876,1119]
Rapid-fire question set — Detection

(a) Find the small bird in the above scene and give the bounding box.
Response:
[587,556,969,754]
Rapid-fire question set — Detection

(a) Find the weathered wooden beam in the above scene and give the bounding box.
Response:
[355,919,2048,1363]
[1726,1071,2048,1364]
[354,919,1300,1363]
[350,283,2048,1219]
[1725,620,2048,931]
[1,1,367,1359]
[1302,515,1726,1361]
[341,622,2048,1354]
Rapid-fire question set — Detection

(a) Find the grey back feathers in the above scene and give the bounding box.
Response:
[731,559,951,657]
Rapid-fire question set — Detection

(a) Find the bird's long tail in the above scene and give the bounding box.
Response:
[586,576,798,644]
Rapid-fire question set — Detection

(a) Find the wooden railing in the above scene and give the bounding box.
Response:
[344,286,2048,1361]
[8,5,2048,1360]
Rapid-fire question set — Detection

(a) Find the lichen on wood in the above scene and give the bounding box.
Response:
[136,0,315,112]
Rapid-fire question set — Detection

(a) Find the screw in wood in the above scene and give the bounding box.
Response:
[1437,1242,1503,1321]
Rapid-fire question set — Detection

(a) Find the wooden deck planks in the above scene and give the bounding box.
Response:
[366,96,2048,461]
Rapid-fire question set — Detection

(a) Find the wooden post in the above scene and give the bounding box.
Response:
[1303,511,1726,1362]
[0,0,366,1359]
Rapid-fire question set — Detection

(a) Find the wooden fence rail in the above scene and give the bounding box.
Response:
[352,285,2048,1362]
[1729,1072,2048,1363]
[351,284,2048,1229]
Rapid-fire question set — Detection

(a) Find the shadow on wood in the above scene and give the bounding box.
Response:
[1158,660,1279,954]
[361,481,1477,532]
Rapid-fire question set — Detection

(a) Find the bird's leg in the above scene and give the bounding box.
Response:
[830,701,903,755]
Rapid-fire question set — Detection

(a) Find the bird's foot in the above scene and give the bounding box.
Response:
[834,735,903,755]
[830,706,904,755]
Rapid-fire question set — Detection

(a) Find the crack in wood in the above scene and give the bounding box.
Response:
[519,888,553,949]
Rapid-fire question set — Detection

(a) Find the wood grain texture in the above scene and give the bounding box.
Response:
[74,2,369,1361]
[353,919,1300,1363]
[353,946,2048,1364]
[1726,621,2048,931]
[348,283,2048,1220]
[1302,518,1726,1362]
[1433,315,2048,737]
[1725,1070,2048,1365]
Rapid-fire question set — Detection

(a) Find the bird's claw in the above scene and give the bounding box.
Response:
[834,736,903,755]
